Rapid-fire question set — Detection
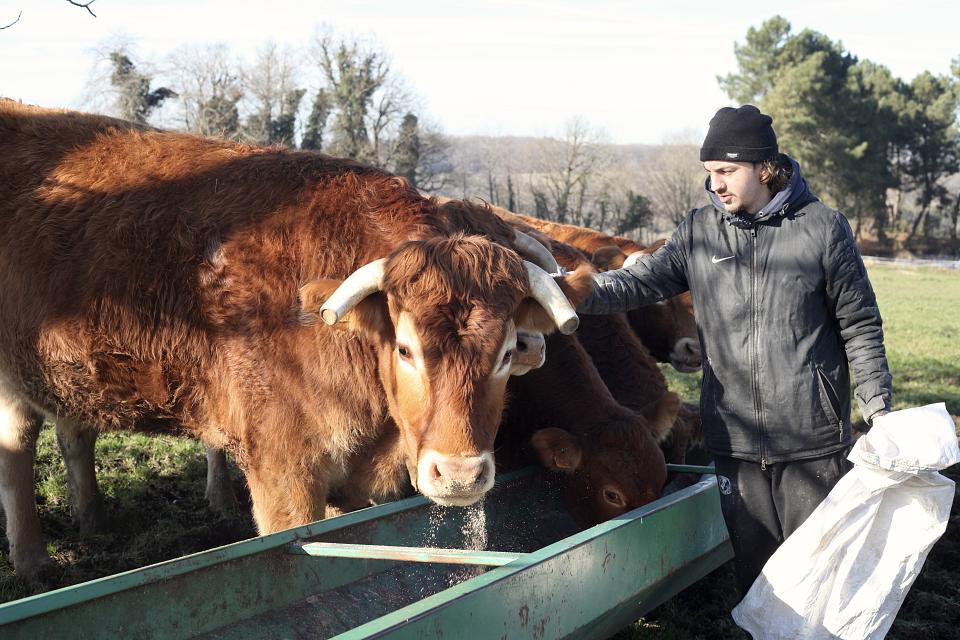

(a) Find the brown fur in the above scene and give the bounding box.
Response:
[0,100,584,576]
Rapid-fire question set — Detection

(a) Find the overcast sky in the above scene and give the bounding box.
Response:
[2,1,958,144]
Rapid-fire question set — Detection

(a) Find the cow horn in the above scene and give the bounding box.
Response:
[513,230,560,274]
[319,258,387,325]
[524,261,579,335]
[623,251,645,268]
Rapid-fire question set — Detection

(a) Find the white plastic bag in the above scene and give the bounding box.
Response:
[732,402,959,639]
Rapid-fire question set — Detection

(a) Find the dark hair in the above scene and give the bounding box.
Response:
[758,153,792,194]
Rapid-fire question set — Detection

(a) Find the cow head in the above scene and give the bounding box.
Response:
[593,242,701,373]
[529,391,679,527]
[300,234,594,507]
[627,291,701,373]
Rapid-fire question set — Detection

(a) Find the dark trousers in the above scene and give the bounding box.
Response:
[714,450,852,597]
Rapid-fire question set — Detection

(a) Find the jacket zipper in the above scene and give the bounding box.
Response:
[817,367,845,442]
[751,226,767,470]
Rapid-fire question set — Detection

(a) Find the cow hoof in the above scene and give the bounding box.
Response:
[13,550,56,586]
[75,498,109,535]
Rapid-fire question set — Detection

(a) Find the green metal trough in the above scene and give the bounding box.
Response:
[0,466,731,639]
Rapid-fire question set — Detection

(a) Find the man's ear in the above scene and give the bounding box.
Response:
[515,264,595,334]
[299,280,392,343]
[531,428,583,474]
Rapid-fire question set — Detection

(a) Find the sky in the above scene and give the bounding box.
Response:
[2,1,958,145]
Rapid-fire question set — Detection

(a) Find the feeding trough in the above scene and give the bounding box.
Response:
[0,466,731,639]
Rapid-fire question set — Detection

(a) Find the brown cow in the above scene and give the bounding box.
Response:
[497,211,702,372]
[0,100,592,579]
[317,221,678,527]
[490,238,678,527]
[499,329,677,527]
[489,218,700,471]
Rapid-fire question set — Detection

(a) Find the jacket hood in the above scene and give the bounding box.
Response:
[707,156,817,227]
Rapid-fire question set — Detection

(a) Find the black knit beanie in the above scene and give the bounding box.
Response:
[699,105,778,162]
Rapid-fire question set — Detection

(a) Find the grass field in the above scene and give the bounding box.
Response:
[1,262,958,637]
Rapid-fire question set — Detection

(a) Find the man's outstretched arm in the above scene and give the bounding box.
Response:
[578,216,691,315]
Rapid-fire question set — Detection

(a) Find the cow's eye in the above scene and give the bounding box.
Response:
[501,349,513,367]
[602,486,625,507]
[397,345,412,360]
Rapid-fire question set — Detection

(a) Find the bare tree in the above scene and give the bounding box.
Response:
[412,118,453,192]
[642,131,704,227]
[241,41,303,146]
[3,1,95,31]
[1,11,22,30]
[529,117,611,225]
[66,0,97,17]
[168,44,243,138]
[368,77,414,166]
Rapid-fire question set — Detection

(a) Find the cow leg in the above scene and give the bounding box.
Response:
[244,460,327,534]
[55,419,108,534]
[204,448,238,513]
[0,390,52,580]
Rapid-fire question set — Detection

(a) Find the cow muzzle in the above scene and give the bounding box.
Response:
[512,330,546,375]
[417,450,495,507]
[669,337,702,373]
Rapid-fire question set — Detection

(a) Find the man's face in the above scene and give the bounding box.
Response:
[703,160,771,216]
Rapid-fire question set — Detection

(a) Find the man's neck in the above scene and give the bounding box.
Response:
[747,189,776,216]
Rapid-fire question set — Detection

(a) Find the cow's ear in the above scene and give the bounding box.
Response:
[298,280,392,343]
[649,392,682,442]
[591,245,626,270]
[531,428,582,474]
[515,265,595,334]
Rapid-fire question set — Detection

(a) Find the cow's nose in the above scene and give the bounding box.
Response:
[517,335,544,359]
[431,455,487,488]
[680,338,701,363]
[670,337,702,372]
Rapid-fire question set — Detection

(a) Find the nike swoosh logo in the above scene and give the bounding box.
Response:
[711,255,735,264]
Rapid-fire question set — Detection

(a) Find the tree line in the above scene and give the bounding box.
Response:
[103,31,450,194]
[95,19,960,253]
[92,30,698,242]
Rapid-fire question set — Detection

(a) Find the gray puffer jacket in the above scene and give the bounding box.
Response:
[580,158,892,464]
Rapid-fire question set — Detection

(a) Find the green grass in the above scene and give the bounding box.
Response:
[1,263,957,637]
[623,262,960,639]
[0,430,254,603]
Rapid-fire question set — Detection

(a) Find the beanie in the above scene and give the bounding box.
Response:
[699,105,778,162]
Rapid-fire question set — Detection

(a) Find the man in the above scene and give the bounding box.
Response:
[578,105,892,597]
